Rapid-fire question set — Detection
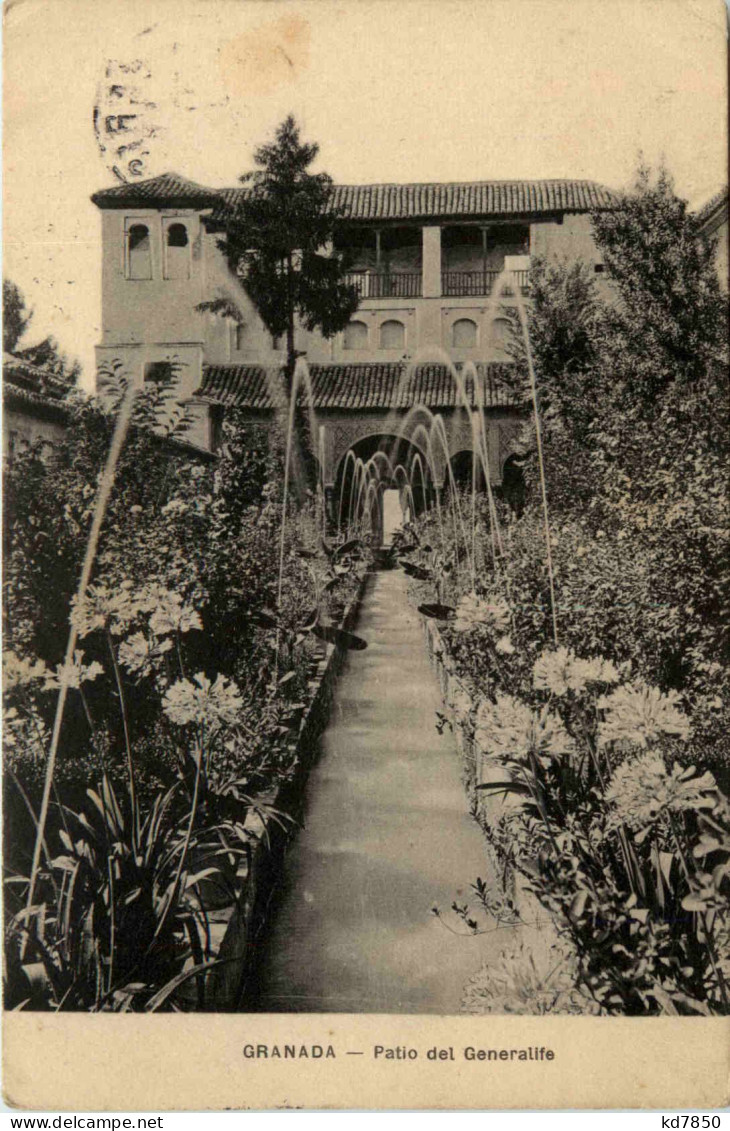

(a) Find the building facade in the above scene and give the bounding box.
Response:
[91,173,615,504]
[2,353,71,461]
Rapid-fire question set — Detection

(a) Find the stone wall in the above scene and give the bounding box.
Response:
[199,574,369,1011]
[420,614,555,958]
[3,407,67,459]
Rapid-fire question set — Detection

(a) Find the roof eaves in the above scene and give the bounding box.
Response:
[3,383,72,417]
[93,173,618,221]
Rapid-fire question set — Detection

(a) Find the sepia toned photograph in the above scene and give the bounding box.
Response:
[2,0,729,1111]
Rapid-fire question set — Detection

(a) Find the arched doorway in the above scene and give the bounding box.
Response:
[447,448,486,497]
[495,454,526,515]
[333,433,433,545]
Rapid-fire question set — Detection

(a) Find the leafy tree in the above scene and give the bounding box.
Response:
[214,115,360,379]
[3,277,81,384]
[3,279,33,354]
[510,161,729,738]
[591,161,727,404]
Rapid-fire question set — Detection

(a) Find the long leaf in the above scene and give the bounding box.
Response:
[144,959,225,1012]
[418,603,455,621]
[333,538,361,560]
[400,561,432,581]
[312,623,367,650]
[475,781,532,796]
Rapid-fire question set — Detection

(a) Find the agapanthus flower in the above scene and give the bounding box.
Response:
[3,705,49,759]
[448,686,474,720]
[533,647,619,697]
[452,592,510,636]
[43,650,104,690]
[475,693,574,761]
[597,683,690,748]
[162,672,243,729]
[118,632,173,676]
[3,650,50,691]
[605,754,717,830]
[70,583,137,637]
[135,584,202,636]
[462,941,597,1016]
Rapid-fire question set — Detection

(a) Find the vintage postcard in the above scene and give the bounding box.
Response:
[2,0,729,1111]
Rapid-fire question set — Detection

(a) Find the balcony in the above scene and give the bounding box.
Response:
[343,268,529,301]
[344,271,422,299]
[442,269,530,297]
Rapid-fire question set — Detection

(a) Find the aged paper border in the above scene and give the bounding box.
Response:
[3,0,729,1112]
[4,1015,730,1110]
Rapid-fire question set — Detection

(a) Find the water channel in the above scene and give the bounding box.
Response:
[249,567,519,1013]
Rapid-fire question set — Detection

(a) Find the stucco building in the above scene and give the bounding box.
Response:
[91,173,615,505]
[2,353,71,461]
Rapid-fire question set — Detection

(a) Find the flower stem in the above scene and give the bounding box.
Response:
[24,379,137,942]
[107,629,139,856]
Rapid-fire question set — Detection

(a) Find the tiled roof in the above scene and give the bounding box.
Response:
[91,173,220,209]
[93,172,617,222]
[196,362,522,411]
[3,353,73,414]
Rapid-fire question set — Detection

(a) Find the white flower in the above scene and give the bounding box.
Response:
[70,584,136,637]
[475,693,574,761]
[533,647,620,697]
[448,686,473,720]
[135,584,203,636]
[452,592,510,636]
[3,705,49,759]
[462,941,597,1015]
[162,672,243,729]
[118,632,173,676]
[495,636,516,655]
[591,657,621,685]
[605,754,717,830]
[43,650,104,690]
[3,650,50,691]
[597,683,690,748]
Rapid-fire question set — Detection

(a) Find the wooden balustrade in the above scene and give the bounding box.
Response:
[344,268,530,300]
[343,271,422,298]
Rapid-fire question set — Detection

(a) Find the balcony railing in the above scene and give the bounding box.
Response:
[343,268,530,300]
[344,271,422,298]
[442,269,531,297]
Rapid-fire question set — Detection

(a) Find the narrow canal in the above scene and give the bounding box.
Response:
[249,567,517,1013]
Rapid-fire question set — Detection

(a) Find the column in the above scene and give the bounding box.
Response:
[324,486,335,529]
[422,226,442,298]
[481,226,489,288]
[488,420,501,484]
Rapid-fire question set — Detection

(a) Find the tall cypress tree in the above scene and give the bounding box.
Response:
[219,115,360,382]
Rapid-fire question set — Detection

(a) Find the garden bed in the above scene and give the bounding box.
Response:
[419,611,555,962]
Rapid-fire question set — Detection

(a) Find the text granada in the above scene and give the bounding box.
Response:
[243,1044,336,1059]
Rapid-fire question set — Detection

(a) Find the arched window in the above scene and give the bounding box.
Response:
[164,222,190,279]
[344,320,368,350]
[127,223,152,280]
[379,319,405,350]
[452,318,478,348]
[491,317,512,359]
[234,324,246,351]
